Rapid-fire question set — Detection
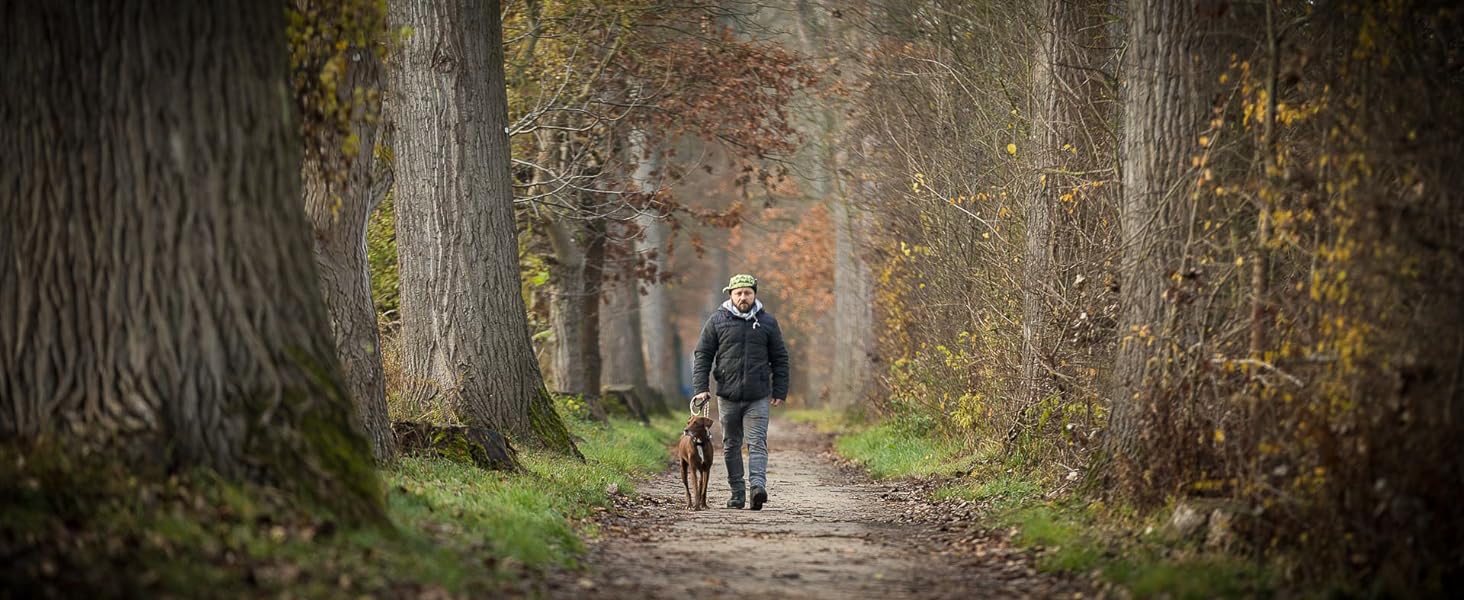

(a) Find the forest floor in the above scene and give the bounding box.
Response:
[542,418,1098,599]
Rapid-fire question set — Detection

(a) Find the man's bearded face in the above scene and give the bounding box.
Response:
[730,287,756,311]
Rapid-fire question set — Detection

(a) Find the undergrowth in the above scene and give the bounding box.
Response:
[2,410,681,598]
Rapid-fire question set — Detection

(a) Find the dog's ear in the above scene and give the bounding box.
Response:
[698,416,715,428]
[685,414,698,426]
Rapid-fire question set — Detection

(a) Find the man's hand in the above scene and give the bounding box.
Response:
[771,397,785,407]
[693,391,712,403]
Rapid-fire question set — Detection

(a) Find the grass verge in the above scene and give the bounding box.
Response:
[3,409,682,598]
[793,407,1279,599]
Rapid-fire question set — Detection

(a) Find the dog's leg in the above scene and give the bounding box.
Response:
[681,459,693,510]
[703,464,713,509]
[691,459,702,512]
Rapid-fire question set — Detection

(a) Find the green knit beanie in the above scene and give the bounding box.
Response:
[721,273,758,294]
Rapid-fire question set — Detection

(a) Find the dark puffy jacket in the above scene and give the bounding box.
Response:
[692,306,790,402]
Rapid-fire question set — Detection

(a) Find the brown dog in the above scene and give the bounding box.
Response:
[677,415,715,510]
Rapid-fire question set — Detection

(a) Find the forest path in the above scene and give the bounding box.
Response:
[542,417,1092,600]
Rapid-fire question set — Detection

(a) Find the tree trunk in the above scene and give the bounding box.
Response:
[599,222,655,409]
[1023,0,1110,419]
[1,0,383,522]
[831,147,876,410]
[629,130,679,404]
[388,0,578,456]
[546,212,608,418]
[298,22,397,464]
[1109,0,1217,488]
[798,0,875,409]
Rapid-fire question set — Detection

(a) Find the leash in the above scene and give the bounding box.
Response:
[688,394,711,418]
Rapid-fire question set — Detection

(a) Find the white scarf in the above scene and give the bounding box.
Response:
[721,299,763,327]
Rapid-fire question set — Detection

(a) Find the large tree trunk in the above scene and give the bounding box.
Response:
[297,13,397,464]
[1,0,382,522]
[1109,0,1218,488]
[388,0,578,456]
[629,130,679,404]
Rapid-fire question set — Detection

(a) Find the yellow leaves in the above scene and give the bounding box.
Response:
[1005,143,1017,156]
[1213,429,1227,444]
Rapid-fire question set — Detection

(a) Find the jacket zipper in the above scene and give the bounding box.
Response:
[739,316,750,402]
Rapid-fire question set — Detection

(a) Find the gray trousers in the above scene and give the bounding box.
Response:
[719,396,770,491]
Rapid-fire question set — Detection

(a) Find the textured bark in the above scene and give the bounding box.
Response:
[0,0,382,521]
[299,35,396,464]
[629,131,679,402]
[1022,0,1111,414]
[388,0,578,456]
[1109,0,1217,483]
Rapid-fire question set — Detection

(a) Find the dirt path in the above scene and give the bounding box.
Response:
[543,418,1094,600]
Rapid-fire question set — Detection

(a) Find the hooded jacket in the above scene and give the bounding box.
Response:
[692,299,791,402]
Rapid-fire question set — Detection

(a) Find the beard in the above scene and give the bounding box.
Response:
[735,298,754,311]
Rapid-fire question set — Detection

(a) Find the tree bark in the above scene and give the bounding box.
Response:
[798,0,875,409]
[298,22,397,464]
[1023,0,1111,419]
[546,211,608,416]
[830,146,876,410]
[599,222,655,407]
[1109,0,1218,487]
[388,0,578,456]
[629,130,679,403]
[0,0,383,522]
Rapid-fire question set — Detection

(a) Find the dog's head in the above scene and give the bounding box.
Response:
[683,415,714,442]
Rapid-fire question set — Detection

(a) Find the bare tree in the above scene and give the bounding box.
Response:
[1,0,383,521]
[388,0,578,455]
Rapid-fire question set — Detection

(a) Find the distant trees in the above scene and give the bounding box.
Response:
[500,1,812,410]
[1,1,382,521]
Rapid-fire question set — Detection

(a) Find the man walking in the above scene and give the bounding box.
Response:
[692,274,790,510]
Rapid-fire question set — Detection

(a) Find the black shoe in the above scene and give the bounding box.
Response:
[726,493,745,509]
[750,486,767,511]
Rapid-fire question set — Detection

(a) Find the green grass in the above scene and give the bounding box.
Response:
[784,408,852,434]
[3,410,684,598]
[931,472,1043,512]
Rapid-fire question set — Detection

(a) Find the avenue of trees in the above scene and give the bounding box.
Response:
[3,0,1460,593]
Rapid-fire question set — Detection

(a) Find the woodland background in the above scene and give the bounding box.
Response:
[3,0,1462,597]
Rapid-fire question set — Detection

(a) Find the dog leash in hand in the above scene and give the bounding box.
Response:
[689,395,710,418]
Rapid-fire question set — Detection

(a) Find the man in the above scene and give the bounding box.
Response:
[692,273,790,510]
